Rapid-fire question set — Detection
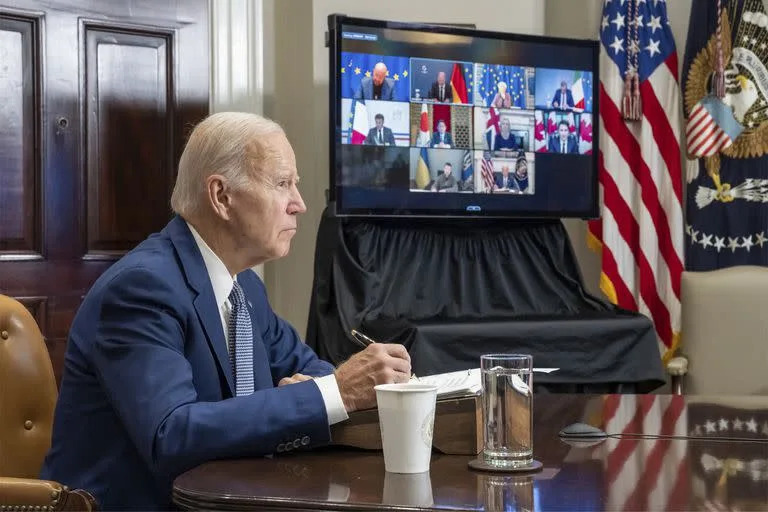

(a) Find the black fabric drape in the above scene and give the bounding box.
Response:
[306,206,664,393]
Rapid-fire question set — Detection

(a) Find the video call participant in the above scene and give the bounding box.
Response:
[494,165,515,191]
[431,119,453,148]
[431,162,458,192]
[514,154,530,192]
[494,118,520,151]
[39,112,412,510]
[354,62,395,101]
[428,71,453,103]
[491,81,512,108]
[548,120,578,154]
[552,80,574,110]
[364,113,396,146]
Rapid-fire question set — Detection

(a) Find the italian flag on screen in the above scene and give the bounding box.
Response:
[572,71,585,112]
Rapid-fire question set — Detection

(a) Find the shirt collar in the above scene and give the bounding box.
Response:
[186,221,235,308]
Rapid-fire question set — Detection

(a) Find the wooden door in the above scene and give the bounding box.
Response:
[0,0,208,383]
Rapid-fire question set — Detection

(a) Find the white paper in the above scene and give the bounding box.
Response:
[413,367,559,399]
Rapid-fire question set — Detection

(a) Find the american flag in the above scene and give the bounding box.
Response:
[481,153,495,193]
[587,0,684,361]
[597,394,689,511]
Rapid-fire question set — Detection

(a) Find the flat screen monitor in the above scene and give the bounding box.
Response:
[328,15,599,218]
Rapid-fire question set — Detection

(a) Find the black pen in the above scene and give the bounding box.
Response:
[350,329,418,381]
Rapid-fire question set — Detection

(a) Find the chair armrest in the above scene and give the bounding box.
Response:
[0,476,98,511]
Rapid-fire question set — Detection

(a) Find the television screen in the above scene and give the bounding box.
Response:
[328,15,599,218]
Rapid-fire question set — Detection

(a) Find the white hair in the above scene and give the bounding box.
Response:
[171,112,284,218]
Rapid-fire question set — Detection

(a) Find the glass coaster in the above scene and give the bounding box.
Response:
[468,458,543,473]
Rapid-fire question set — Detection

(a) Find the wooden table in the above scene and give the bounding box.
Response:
[173,394,768,511]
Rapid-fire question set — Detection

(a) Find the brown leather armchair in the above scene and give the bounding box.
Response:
[0,294,97,510]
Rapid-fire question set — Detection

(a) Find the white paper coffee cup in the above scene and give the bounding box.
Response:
[382,471,434,507]
[375,383,438,473]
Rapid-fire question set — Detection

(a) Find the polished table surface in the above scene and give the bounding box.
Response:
[173,394,768,511]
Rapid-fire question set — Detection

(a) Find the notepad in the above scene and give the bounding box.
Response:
[415,367,558,399]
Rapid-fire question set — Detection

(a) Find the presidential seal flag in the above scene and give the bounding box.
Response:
[684,0,768,270]
[588,0,684,362]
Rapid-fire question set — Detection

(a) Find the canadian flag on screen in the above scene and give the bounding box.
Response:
[579,113,593,155]
[534,110,547,152]
[547,111,558,134]
[350,100,368,145]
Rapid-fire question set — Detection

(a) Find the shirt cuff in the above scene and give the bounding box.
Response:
[314,374,349,425]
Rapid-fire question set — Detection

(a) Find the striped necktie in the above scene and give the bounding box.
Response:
[228,281,254,396]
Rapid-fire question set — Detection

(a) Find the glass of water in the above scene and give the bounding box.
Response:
[481,354,533,468]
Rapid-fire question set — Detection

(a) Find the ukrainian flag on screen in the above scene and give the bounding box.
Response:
[416,147,431,189]
[340,52,411,102]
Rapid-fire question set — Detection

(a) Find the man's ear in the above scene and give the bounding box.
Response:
[206,174,232,220]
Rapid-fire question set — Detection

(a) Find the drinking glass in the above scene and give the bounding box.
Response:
[481,354,533,468]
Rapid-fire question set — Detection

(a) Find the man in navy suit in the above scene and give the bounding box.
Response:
[548,120,578,154]
[40,112,411,510]
[494,165,516,191]
[364,113,396,146]
[552,80,574,110]
[354,62,395,101]
[430,119,453,148]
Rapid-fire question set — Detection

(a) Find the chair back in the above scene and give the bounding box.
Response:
[0,295,58,477]
[681,267,768,394]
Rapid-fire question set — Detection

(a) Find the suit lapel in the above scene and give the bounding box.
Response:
[167,216,235,396]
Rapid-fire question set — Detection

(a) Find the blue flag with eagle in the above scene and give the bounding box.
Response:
[340,52,410,102]
[683,0,768,269]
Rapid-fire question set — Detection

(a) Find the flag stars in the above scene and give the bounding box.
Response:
[635,14,644,28]
[728,237,741,252]
[646,39,661,57]
[690,229,699,243]
[364,70,371,77]
[341,67,345,74]
[648,15,662,33]
[610,36,625,55]
[611,13,626,30]
[705,420,717,433]
[762,422,768,436]
[714,236,726,252]
[746,418,758,433]
[718,418,729,431]
[601,15,609,31]
[742,235,754,251]
[354,67,361,75]
[699,233,713,249]
[393,73,399,81]
[402,70,408,77]
[761,42,767,50]
[757,232,767,247]
[733,418,744,430]
[752,38,758,45]
[743,35,750,43]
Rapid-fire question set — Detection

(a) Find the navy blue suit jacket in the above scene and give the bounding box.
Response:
[552,89,574,109]
[430,131,453,147]
[548,134,579,154]
[40,216,335,510]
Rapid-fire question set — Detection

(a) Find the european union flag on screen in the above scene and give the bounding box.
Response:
[478,64,526,108]
[340,52,410,102]
[682,0,768,270]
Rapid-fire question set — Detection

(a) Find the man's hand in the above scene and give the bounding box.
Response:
[278,373,313,386]
[334,343,411,412]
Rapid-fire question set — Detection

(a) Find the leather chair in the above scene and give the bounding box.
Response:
[673,267,768,394]
[0,294,97,510]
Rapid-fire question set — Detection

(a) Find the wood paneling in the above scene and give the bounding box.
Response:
[0,14,41,258]
[84,25,175,257]
[0,0,208,385]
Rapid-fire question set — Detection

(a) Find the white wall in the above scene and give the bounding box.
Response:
[545,0,692,299]
[261,0,545,337]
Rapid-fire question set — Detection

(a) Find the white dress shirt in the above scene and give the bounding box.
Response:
[186,222,348,425]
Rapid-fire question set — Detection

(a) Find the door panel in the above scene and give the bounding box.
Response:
[0,0,208,383]
[0,15,42,257]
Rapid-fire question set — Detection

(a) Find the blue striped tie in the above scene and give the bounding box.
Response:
[228,281,254,396]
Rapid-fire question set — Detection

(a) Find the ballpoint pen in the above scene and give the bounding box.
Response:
[349,329,418,381]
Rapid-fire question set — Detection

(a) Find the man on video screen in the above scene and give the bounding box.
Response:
[431,162,458,192]
[431,119,453,148]
[428,71,453,103]
[364,113,396,146]
[548,120,578,154]
[354,62,395,101]
[552,80,574,110]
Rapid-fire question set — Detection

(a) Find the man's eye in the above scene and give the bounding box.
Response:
[278,181,289,188]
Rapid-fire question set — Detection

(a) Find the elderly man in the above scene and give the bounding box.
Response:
[354,62,395,100]
[40,112,411,510]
